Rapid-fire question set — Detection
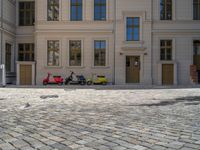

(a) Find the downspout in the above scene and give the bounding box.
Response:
[113,0,116,85]
[0,0,3,64]
[151,0,153,85]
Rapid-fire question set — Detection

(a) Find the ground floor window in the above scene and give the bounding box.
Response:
[5,43,12,72]
[193,40,200,83]
[18,43,34,61]
[69,40,82,66]
[94,40,106,66]
[160,40,172,61]
[47,40,60,66]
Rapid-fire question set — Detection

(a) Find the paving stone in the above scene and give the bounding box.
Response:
[0,143,15,150]
[180,147,196,150]
[50,143,71,150]
[132,145,147,150]
[111,146,127,150]
[11,139,29,148]
[0,88,200,150]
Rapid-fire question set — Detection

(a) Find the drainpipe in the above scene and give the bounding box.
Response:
[113,0,116,85]
[0,0,3,64]
[150,0,153,85]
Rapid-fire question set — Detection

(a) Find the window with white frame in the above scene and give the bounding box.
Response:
[126,17,140,41]
[47,40,60,66]
[194,0,200,20]
[47,0,59,21]
[94,0,106,21]
[160,0,172,20]
[94,40,106,66]
[160,40,172,61]
[69,40,82,66]
[18,43,34,61]
[70,0,83,21]
[19,2,35,26]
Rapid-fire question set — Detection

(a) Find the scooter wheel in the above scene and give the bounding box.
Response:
[58,82,63,86]
[87,81,92,85]
[80,81,86,85]
[102,82,107,85]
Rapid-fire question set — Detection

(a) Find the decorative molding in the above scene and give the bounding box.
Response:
[35,29,113,33]
[121,47,147,51]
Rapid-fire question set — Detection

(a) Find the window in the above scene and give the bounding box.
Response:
[5,44,12,72]
[47,41,59,66]
[94,0,106,21]
[160,0,172,20]
[18,44,34,61]
[47,0,59,21]
[69,40,82,66]
[19,2,35,26]
[160,40,172,60]
[71,0,82,21]
[194,0,200,20]
[194,40,200,55]
[94,40,106,66]
[126,17,140,41]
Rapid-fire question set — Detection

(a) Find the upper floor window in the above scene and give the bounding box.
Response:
[69,40,82,66]
[126,17,140,41]
[193,0,200,20]
[18,44,34,61]
[47,41,59,66]
[160,0,172,20]
[94,0,106,21]
[47,0,59,21]
[19,2,35,26]
[160,40,172,61]
[71,0,82,21]
[94,40,106,66]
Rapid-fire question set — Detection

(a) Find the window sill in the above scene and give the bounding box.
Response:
[44,66,63,69]
[123,41,144,45]
[157,60,176,64]
[91,66,110,69]
[66,66,86,69]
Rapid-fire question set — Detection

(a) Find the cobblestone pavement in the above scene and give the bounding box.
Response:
[0,88,200,150]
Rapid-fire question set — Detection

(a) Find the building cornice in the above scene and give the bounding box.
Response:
[34,29,113,34]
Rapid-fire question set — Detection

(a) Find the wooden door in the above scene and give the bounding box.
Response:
[126,56,140,83]
[20,65,32,85]
[162,64,174,85]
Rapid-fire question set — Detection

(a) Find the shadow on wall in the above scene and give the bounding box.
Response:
[127,96,200,107]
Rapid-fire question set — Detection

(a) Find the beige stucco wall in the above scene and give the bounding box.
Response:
[115,0,152,85]
[152,0,200,85]
[35,0,115,85]
[1,0,200,85]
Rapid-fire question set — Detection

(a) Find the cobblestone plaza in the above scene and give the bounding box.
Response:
[0,88,200,150]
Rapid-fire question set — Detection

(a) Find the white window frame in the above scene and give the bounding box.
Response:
[67,38,84,68]
[159,0,176,21]
[92,0,109,21]
[123,11,144,44]
[92,38,109,68]
[45,38,62,68]
[158,38,176,61]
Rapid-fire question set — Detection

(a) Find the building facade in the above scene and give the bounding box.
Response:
[0,0,200,86]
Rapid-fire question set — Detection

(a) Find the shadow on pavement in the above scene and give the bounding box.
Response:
[128,96,200,107]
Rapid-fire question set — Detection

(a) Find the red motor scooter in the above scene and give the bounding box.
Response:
[43,73,63,85]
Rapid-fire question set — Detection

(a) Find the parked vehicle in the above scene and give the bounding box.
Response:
[65,71,86,85]
[43,73,63,85]
[87,74,108,85]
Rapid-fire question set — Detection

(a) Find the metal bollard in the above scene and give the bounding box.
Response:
[0,64,6,87]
